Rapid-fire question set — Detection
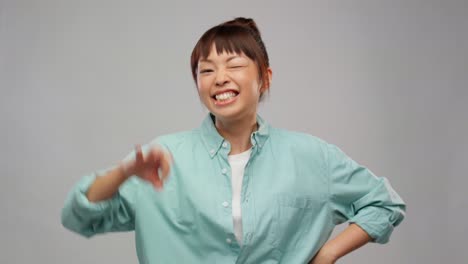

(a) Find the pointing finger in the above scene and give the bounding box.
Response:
[135,144,144,163]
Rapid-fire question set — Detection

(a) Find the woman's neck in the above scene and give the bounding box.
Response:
[214,114,258,155]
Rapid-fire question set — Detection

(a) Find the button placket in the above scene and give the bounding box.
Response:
[218,151,235,247]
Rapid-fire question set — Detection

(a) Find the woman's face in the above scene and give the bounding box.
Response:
[196,45,267,122]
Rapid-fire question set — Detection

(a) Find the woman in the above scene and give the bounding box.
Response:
[61,17,406,264]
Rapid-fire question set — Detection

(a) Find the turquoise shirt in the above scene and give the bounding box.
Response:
[61,114,406,263]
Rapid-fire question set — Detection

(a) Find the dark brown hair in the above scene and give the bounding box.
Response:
[190,17,270,100]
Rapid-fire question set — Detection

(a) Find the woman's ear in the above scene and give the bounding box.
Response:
[261,67,273,93]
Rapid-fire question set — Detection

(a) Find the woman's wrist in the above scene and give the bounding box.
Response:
[317,245,339,262]
[118,161,133,180]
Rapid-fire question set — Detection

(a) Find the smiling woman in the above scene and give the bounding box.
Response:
[61,17,406,264]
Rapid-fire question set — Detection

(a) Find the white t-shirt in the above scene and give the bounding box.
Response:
[227,148,251,245]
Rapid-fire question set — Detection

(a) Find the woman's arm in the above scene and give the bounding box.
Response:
[86,165,128,202]
[326,143,406,244]
[311,142,406,263]
[61,144,171,237]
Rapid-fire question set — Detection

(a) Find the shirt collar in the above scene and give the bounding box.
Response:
[200,113,270,158]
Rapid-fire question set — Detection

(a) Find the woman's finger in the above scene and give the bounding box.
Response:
[135,144,144,164]
[150,146,162,164]
[150,167,163,190]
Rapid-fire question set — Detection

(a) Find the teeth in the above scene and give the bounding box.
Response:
[215,92,237,101]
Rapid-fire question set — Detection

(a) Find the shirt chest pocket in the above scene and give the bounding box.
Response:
[166,186,197,231]
[270,193,327,250]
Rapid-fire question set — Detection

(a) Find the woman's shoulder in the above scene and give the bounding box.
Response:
[270,127,329,148]
[267,127,332,168]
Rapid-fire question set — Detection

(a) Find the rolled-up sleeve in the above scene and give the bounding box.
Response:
[326,143,406,244]
[61,169,141,238]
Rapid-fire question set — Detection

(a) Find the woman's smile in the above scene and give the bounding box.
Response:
[212,90,240,106]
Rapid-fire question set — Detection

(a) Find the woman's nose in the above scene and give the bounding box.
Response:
[215,69,230,86]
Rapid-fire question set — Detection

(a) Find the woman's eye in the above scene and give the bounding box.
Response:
[230,65,244,69]
[200,69,213,74]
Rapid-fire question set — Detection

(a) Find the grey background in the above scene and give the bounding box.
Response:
[1,0,467,263]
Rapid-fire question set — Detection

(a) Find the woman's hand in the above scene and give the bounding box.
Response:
[120,144,172,190]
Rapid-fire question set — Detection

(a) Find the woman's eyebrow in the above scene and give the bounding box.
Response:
[226,55,244,62]
[199,55,245,64]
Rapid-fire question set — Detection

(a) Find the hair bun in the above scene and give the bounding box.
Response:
[222,17,261,37]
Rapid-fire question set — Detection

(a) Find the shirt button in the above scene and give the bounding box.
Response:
[210,149,215,154]
[222,201,229,208]
[221,168,228,174]
[226,238,232,244]
[222,142,228,148]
